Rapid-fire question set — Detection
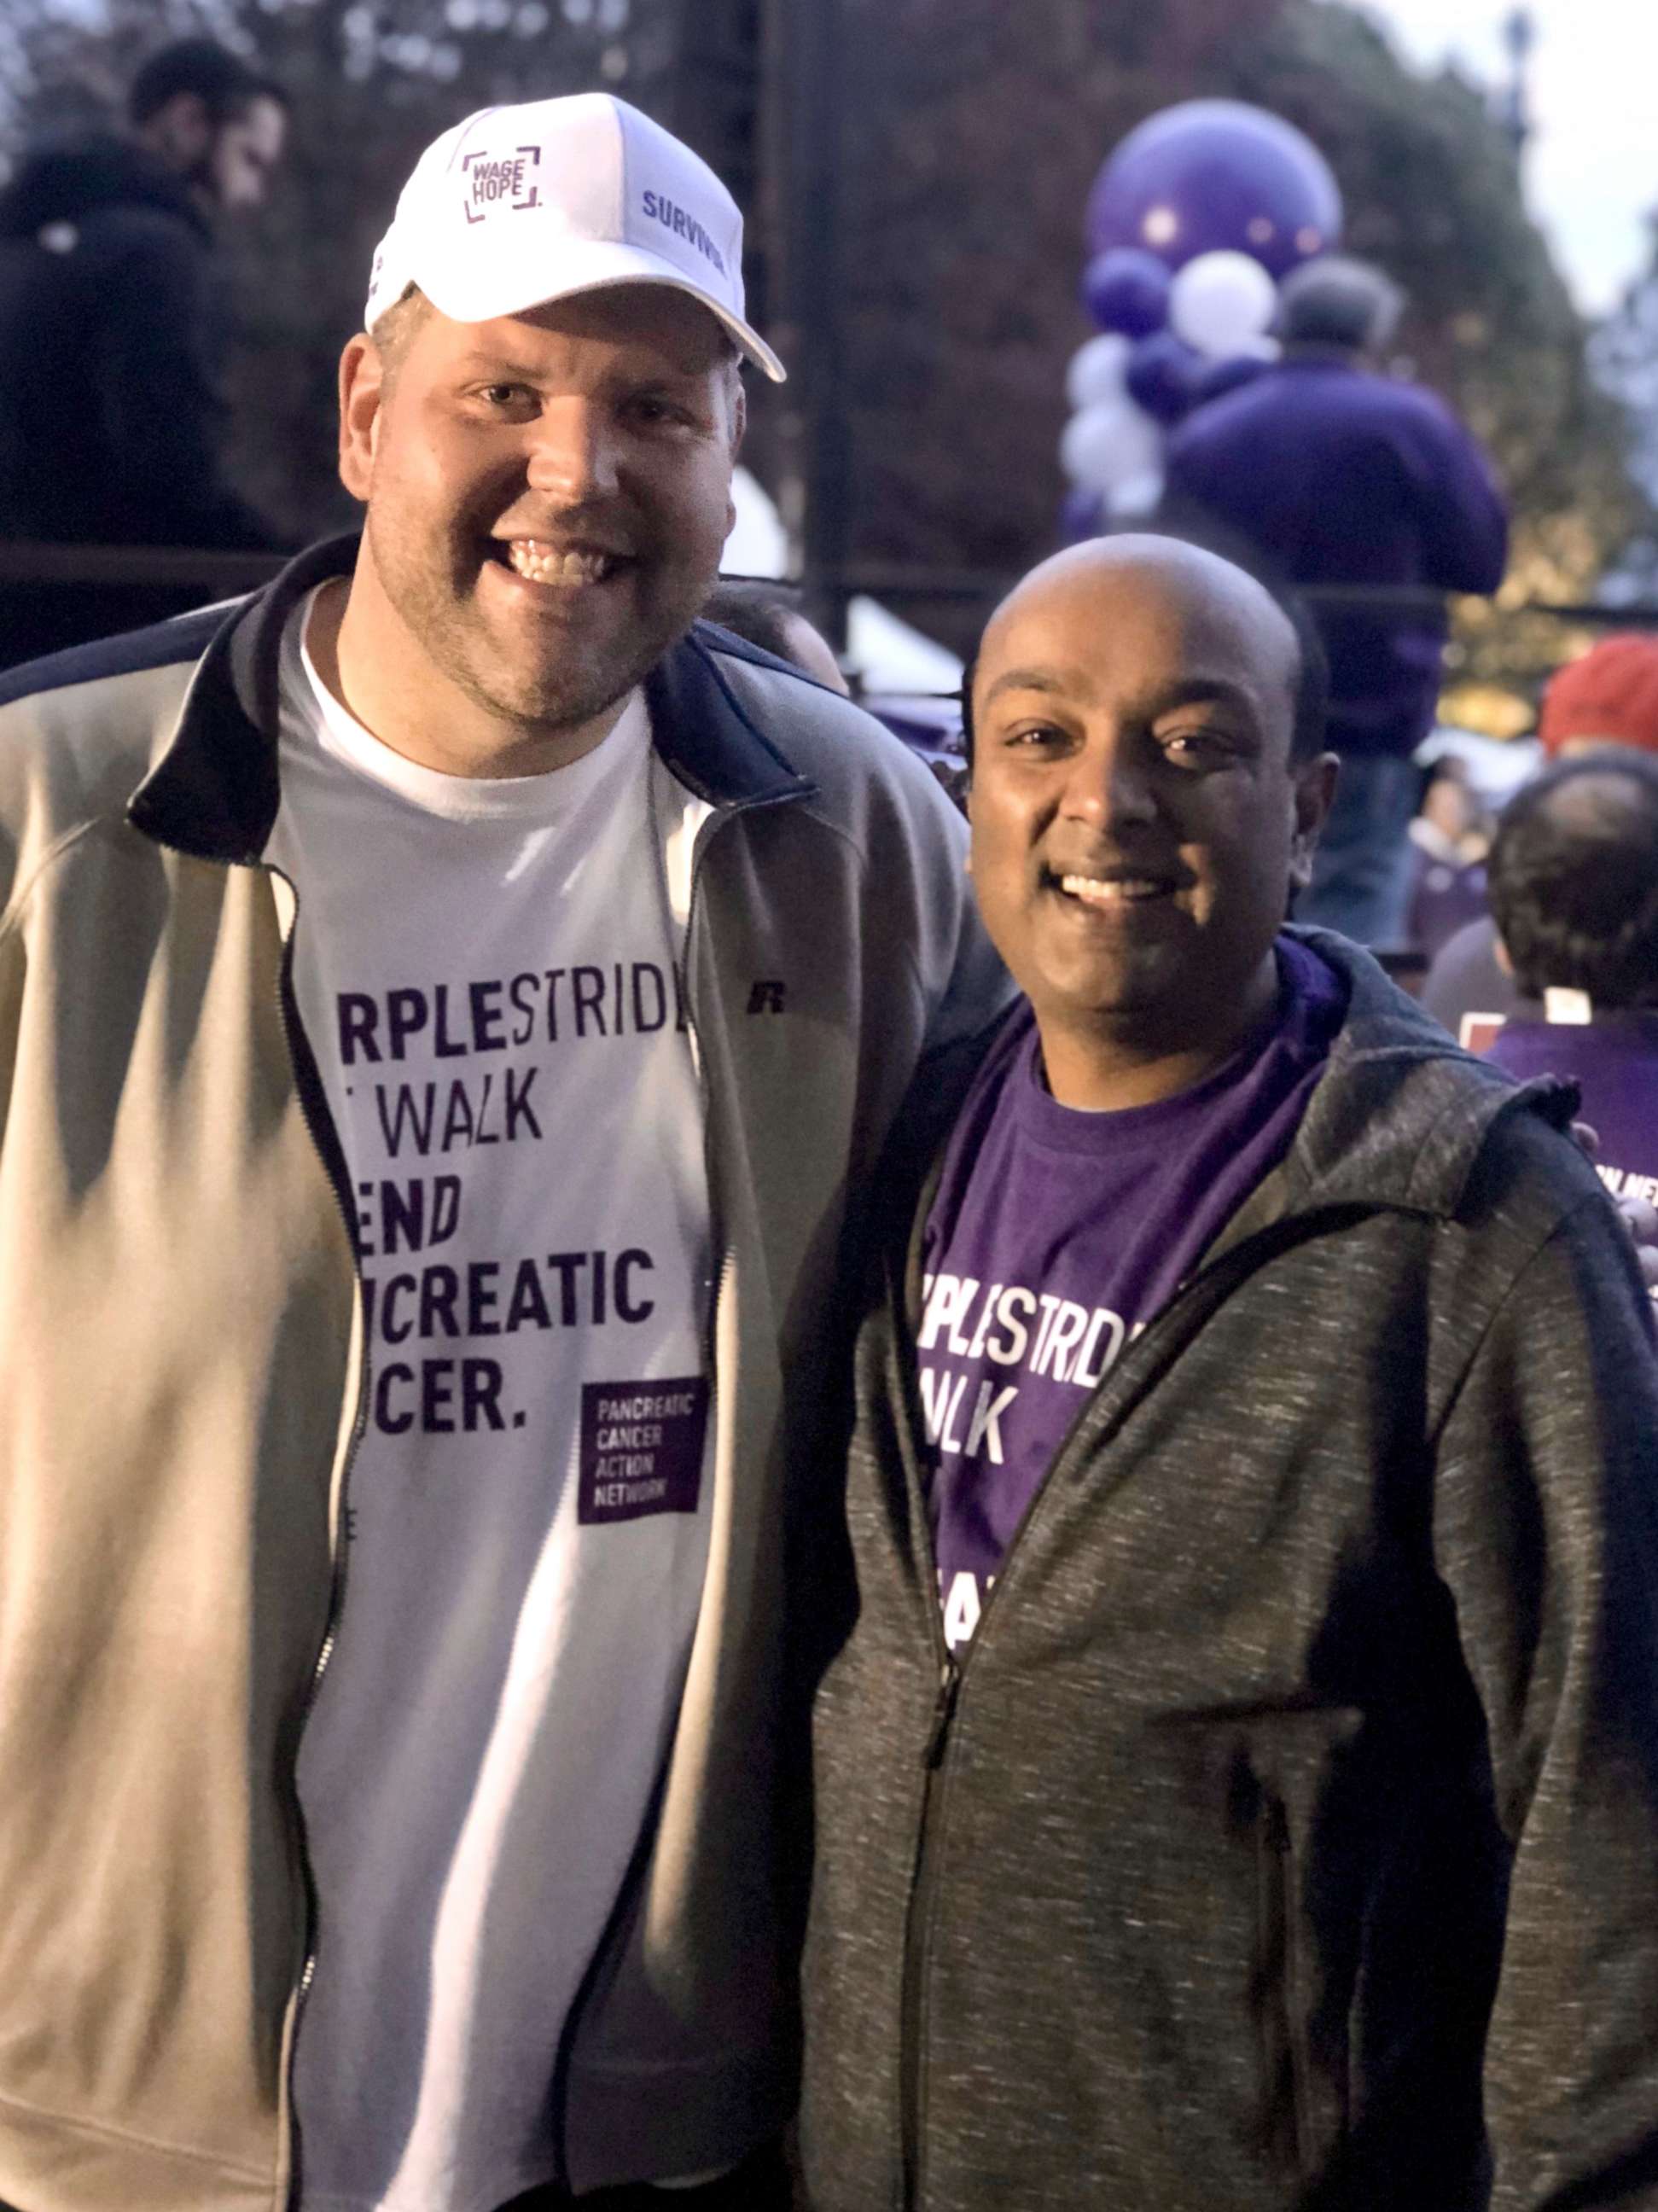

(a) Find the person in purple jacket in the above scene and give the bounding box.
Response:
[1481,749,1658,1247]
[1164,256,1508,948]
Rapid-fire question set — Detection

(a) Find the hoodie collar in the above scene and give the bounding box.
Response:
[129,533,815,861]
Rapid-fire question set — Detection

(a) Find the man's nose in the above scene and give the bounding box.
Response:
[524,401,621,506]
[1060,732,1158,829]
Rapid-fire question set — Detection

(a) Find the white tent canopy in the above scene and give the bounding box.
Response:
[721,466,790,579]
[720,468,964,698]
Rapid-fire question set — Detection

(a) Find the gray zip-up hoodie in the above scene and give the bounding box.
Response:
[800,933,1658,2212]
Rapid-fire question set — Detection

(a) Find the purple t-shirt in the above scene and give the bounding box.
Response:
[919,936,1347,1650]
[1484,1011,1658,1208]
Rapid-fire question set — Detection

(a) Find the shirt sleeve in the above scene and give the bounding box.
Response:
[1433,1190,1658,2209]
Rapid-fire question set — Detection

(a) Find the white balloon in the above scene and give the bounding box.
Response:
[1059,396,1163,494]
[1168,250,1278,359]
[1107,469,1165,519]
[1065,332,1132,411]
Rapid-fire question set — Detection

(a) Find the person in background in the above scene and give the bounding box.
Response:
[1165,255,1508,947]
[1403,754,1491,963]
[701,579,979,814]
[0,38,288,668]
[0,91,1004,2212]
[1423,632,1658,1044]
[799,533,1658,2212]
[702,577,850,693]
[1479,753,1658,1256]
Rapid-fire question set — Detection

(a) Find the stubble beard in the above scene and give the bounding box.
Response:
[367,511,707,745]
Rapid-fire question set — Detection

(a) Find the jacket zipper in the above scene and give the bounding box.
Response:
[265,867,373,2212]
[546,777,800,2188]
[891,1211,1357,2210]
[899,1653,960,2212]
[684,803,732,1381]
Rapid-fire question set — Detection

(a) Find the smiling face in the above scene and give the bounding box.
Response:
[968,539,1334,1103]
[333,285,741,775]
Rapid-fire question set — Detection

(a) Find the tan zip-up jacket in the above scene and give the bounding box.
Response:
[0,539,1009,2211]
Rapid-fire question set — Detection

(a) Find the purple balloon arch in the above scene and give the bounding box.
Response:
[1085,99,1341,282]
[1079,247,1171,339]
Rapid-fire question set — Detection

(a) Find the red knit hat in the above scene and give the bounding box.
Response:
[1539,634,1658,757]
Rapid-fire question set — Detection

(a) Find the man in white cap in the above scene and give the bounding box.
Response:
[0,96,1005,2212]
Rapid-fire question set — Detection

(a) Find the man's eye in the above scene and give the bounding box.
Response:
[628,394,690,428]
[477,382,534,410]
[1159,729,1235,767]
[1003,722,1068,749]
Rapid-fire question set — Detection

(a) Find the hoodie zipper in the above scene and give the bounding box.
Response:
[899,1651,960,2210]
[892,1208,1363,2211]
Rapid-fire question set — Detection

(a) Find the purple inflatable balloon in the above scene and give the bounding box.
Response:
[1059,483,1105,545]
[1124,331,1201,427]
[1086,100,1341,280]
[1080,247,1171,337]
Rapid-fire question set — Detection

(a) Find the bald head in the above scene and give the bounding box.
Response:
[969,536,1325,770]
[991,533,1297,654]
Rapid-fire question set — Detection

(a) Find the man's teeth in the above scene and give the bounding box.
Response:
[1059,873,1168,905]
[504,541,618,585]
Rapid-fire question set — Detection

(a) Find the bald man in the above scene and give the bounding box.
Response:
[796,538,1658,2212]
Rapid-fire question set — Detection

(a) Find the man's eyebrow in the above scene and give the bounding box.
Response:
[448,349,712,386]
[1137,675,1261,723]
[980,667,1090,707]
[450,350,541,377]
[980,667,1263,720]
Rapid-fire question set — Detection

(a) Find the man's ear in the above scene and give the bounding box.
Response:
[338,333,384,504]
[1288,751,1341,894]
[721,382,747,540]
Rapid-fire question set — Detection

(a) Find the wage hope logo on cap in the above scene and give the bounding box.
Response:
[365,93,785,381]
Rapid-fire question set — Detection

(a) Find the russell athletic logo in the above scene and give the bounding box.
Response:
[640,189,727,275]
[462,145,542,223]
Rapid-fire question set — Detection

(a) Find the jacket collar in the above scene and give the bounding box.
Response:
[129,532,813,862]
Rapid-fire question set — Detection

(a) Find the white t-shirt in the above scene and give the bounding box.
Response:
[270,588,714,2212]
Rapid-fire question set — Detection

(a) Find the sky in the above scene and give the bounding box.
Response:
[1350,0,1657,313]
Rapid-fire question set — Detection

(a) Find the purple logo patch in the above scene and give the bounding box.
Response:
[462,144,542,224]
[579,1377,708,1524]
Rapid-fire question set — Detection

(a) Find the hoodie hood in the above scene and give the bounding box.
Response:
[0,133,207,243]
[1265,925,1579,1225]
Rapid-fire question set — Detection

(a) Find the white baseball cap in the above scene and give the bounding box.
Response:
[364,93,786,382]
